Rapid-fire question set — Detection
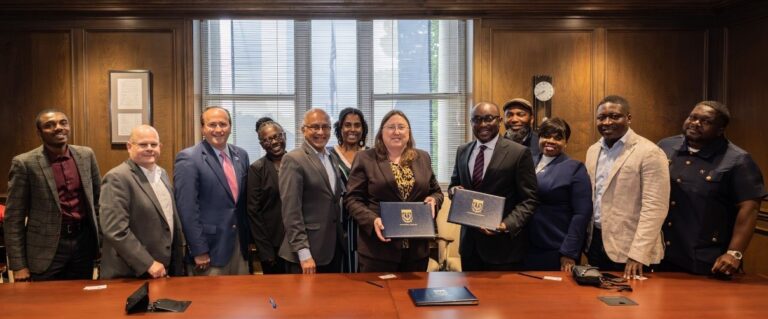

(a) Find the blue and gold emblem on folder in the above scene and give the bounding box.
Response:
[401,209,414,224]
[381,202,436,238]
[448,189,505,230]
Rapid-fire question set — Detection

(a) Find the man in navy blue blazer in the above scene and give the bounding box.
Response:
[174,106,251,276]
[449,102,539,271]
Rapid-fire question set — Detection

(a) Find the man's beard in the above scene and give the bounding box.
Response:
[506,125,531,144]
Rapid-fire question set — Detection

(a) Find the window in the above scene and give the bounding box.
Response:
[201,19,468,183]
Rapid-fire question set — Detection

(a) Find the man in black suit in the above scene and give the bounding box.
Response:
[503,98,540,159]
[449,102,538,271]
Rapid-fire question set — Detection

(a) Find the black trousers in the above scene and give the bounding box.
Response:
[358,249,428,273]
[286,245,343,274]
[260,256,287,275]
[31,222,97,281]
[586,228,629,272]
[461,247,525,272]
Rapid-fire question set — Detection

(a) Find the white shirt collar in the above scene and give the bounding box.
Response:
[476,134,499,151]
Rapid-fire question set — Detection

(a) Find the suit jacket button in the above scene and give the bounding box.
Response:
[166,246,171,250]
[232,224,237,229]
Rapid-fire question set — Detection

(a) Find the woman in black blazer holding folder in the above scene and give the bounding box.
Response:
[344,110,443,272]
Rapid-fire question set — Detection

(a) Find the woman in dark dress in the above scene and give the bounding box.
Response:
[327,107,369,273]
[344,110,443,272]
[247,117,288,274]
[523,118,592,272]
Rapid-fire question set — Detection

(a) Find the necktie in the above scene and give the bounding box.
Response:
[220,152,239,201]
[320,152,336,193]
[472,145,487,188]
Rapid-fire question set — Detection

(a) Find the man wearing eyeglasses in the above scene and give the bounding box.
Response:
[448,102,538,271]
[279,108,345,274]
[99,125,183,279]
[174,106,251,276]
[585,95,669,279]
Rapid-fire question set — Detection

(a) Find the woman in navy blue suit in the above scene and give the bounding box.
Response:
[523,118,592,272]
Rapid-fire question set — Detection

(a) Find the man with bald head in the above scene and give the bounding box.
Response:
[448,102,538,271]
[99,125,183,279]
[279,108,345,274]
[175,106,251,276]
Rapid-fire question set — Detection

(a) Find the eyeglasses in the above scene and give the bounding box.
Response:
[304,124,332,132]
[470,115,500,124]
[260,133,285,144]
[383,124,409,132]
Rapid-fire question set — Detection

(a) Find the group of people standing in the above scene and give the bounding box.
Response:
[3,94,764,282]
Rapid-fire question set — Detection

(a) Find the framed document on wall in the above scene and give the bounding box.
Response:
[109,70,152,144]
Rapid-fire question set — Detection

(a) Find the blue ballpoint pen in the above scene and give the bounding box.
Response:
[269,297,277,309]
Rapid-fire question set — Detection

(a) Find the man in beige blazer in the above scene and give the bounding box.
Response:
[585,95,670,279]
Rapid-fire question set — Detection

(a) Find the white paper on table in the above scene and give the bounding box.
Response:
[83,284,107,291]
[117,78,143,110]
[117,113,143,136]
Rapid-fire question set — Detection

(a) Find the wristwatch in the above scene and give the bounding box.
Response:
[726,250,743,260]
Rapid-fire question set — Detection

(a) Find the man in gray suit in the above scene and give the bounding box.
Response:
[279,108,345,274]
[99,125,183,279]
[4,109,101,281]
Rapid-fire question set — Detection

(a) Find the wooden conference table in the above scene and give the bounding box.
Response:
[2,271,767,318]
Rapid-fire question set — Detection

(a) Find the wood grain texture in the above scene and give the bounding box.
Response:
[0,1,733,19]
[1,272,768,318]
[0,20,191,197]
[605,29,707,144]
[0,30,72,195]
[84,30,178,175]
[724,16,768,189]
[487,29,593,161]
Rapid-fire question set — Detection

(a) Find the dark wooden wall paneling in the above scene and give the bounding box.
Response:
[475,19,708,162]
[0,20,192,195]
[0,0,728,18]
[605,29,707,144]
[0,30,74,194]
[723,15,768,276]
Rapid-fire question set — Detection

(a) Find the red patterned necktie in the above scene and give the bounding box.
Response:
[220,152,239,201]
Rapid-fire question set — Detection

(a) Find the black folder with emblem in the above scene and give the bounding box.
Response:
[447,189,505,230]
[380,202,436,239]
[408,286,479,306]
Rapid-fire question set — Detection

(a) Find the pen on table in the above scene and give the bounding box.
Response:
[269,297,277,309]
[518,272,563,281]
[518,272,544,280]
[365,280,384,288]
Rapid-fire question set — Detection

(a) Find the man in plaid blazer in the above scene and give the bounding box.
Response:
[4,109,101,281]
